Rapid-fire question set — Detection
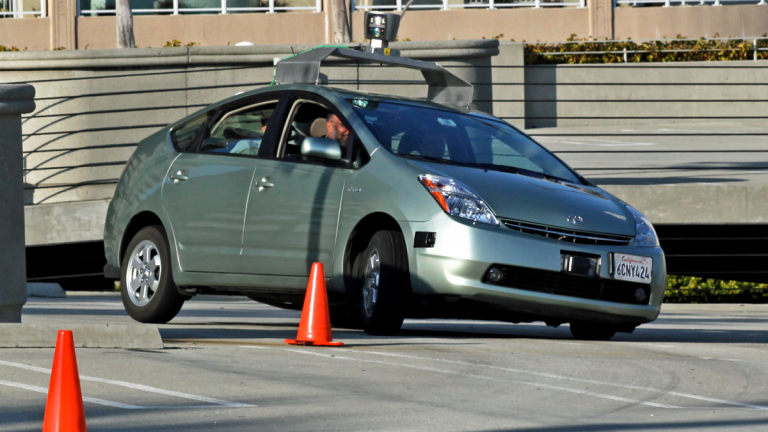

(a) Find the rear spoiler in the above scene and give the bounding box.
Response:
[274,47,474,111]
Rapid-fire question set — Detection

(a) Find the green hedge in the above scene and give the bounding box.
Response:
[524,34,768,65]
[664,275,768,303]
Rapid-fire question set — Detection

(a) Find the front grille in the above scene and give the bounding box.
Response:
[488,264,651,305]
[501,219,632,246]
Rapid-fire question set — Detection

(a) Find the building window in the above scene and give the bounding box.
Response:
[1,0,47,18]
[78,0,322,15]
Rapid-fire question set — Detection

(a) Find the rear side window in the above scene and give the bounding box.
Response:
[171,112,211,151]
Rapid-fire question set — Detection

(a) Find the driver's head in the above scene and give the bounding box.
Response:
[326,113,350,145]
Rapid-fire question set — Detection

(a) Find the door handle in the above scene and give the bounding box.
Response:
[170,171,188,182]
[255,177,274,191]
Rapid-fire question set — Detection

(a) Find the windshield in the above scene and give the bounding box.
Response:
[349,99,581,184]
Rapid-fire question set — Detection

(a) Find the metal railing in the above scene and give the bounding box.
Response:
[353,0,585,11]
[527,37,768,62]
[78,0,322,15]
[0,0,46,17]
[615,0,766,6]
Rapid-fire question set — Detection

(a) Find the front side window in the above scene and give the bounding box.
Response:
[350,99,581,184]
[170,111,212,152]
[279,101,336,159]
[200,102,277,156]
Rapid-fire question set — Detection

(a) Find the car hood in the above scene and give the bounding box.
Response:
[406,160,635,236]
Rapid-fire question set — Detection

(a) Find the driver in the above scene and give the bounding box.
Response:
[326,113,350,146]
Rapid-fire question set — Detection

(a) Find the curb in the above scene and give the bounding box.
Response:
[0,324,164,349]
[27,283,67,298]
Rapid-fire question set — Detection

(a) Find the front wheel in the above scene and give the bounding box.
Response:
[121,225,185,324]
[570,322,617,341]
[357,230,408,336]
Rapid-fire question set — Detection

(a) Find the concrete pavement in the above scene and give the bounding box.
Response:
[1,293,767,431]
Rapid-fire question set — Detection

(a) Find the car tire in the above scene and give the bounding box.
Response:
[357,229,408,336]
[120,225,185,324]
[330,305,363,329]
[569,322,617,341]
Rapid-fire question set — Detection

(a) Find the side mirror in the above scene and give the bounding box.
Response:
[301,137,342,161]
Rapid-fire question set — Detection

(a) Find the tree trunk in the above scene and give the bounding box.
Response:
[116,0,136,49]
[331,0,351,44]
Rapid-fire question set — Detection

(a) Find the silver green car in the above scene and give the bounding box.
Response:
[103,84,666,340]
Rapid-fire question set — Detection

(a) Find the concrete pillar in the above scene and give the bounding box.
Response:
[588,0,615,40]
[491,42,526,129]
[0,85,36,323]
[49,0,77,50]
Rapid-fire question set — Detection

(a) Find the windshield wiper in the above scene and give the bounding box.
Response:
[399,154,467,166]
[401,155,576,184]
[472,163,575,184]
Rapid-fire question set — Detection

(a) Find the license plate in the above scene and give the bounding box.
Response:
[613,253,652,284]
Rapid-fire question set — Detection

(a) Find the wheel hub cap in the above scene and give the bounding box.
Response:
[125,240,162,307]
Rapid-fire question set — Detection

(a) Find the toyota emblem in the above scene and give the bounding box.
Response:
[567,215,584,225]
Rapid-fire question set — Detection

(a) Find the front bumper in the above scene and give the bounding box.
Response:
[404,213,666,325]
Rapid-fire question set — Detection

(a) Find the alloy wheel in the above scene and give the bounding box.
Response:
[126,240,162,307]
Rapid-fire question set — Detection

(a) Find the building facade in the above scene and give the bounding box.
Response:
[2,0,768,51]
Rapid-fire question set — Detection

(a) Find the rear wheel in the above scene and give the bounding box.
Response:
[121,225,185,324]
[357,230,408,336]
[570,322,617,341]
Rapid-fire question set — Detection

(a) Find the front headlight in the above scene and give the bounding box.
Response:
[626,205,659,247]
[418,174,499,226]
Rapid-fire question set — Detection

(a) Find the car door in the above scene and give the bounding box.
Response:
[240,96,354,277]
[162,96,282,273]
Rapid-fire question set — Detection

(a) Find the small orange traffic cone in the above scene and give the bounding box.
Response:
[43,330,87,432]
[285,262,344,347]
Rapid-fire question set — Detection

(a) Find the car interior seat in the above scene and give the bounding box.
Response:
[309,118,327,138]
[396,130,421,156]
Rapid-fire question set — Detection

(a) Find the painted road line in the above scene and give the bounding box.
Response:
[339,349,768,411]
[0,359,253,408]
[0,380,143,409]
[700,357,768,365]
[280,348,681,409]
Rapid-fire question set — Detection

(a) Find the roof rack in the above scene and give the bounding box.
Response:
[274,47,474,111]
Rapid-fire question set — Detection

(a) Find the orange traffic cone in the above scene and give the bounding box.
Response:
[285,263,344,347]
[43,330,87,432]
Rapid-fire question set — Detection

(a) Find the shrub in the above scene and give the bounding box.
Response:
[164,40,198,47]
[665,275,768,303]
[525,34,767,65]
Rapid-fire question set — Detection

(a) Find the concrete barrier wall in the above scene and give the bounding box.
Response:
[524,61,768,128]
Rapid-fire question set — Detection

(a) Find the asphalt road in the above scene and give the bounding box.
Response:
[2,293,768,431]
